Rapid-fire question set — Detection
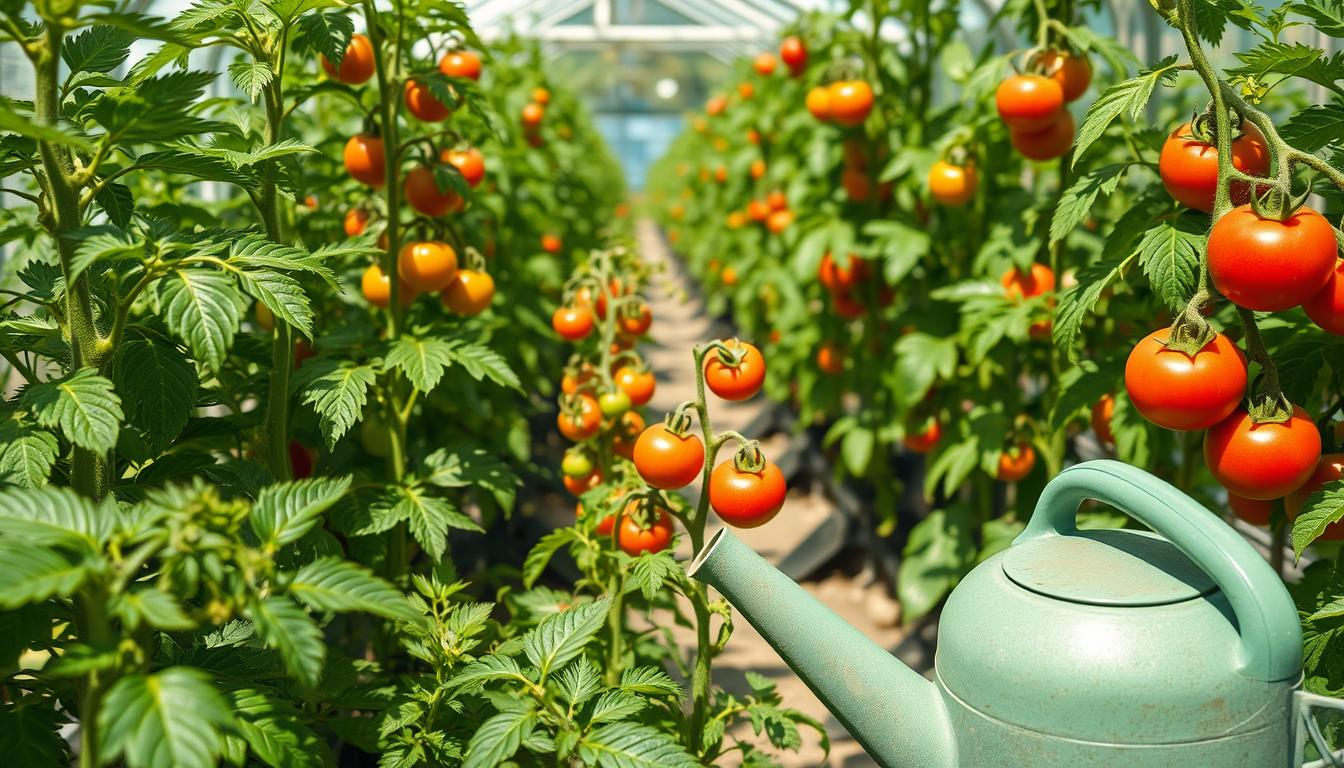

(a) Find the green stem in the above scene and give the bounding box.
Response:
[688,580,715,756]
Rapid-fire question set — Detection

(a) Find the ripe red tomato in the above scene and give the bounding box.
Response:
[1037,49,1092,102]
[780,36,807,73]
[818,253,870,292]
[441,147,486,188]
[1000,263,1055,299]
[552,306,593,341]
[615,366,655,406]
[616,303,652,337]
[1158,121,1269,212]
[633,423,705,489]
[343,208,369,237]
[1207,205,1338,312]
[557,394,601,441]
[612,411,645,461]
[1304,260,1344,335]
[1228,493,1273,527]
[709,459,786,528]
[320,34,375,85]
[403,79,450,122]
[996,442,1036,482]
[1010,111,1074,161]
[1124,328,1246,431]
[397,240,457,292]
[344,134,385,187]
[1285,454,1344,540]
[288,440,315,479]
[816,342,844,375]
[403,165,463,217]
[438,50,481,80]
[541,234,563,253]
[563,467,602,496]
[904,419,942,453]
[753,52,777,75]
[827,80,874,126]
[928,161,977,206]
[1204,406,1321,500]
[441,269,494,315]
[1091,394,1115,445]
[995,75,1064,131]
[618,508,674,555]
[705,340,766,401]
[805,86,831,121]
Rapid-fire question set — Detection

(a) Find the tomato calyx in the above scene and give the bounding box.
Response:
[662,407,696,438]
[1247,181,1314,224]
[1161,306,1217,357]
[1245,391,1295,425]
[730,440,768,474]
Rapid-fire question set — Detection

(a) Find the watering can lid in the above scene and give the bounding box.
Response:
[1002,529,1218,607]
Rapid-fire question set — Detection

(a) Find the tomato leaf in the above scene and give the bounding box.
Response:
[247,596,325,688]
[236,267,314,338]
[1072,56,1179,167]
[421,447,519,510]
[387,336,456,394]
[22,367,124,454]
[250,476,351,548]
[113,334,197,455]
[227,688,331,768]
[291,10,352,63]
[898,504,976,621]
[98,667,235,768]
[1137,214,1205,310]
[1050,163,1129,245]
[0,697,70,767]
[0,543,90,609]
[463,707,538,768]
[296,359,375,449]
[445,339,522,392]
[0,418,59,488]
[227,60,273,104]
[576,722,699,768]
[1279,104,1344,152]
[522,527,579,588]
[1293,481,1344,557]
[522,597,610,679]
[1053,254,1134,361]
[287,556,420,621]
[157,267,243,372]
[629,551,679,600]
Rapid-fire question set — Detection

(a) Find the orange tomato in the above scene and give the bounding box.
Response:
[532,87,551,105]
[361,263,412,309]
[397,241,458,292]
[441,147,486,188]
[927,161,977,206]
[343,208,369,237]
[827,81,874,126]
[403,165,463,217]
[403,78,450,122]
[521,102,545,127]
[344,134,385,187]
[996,443,1037,482]
[441,269,494,315]
[765,208,793,234]
[1001,263,1056,299]
[816,343,844,375]
[615,366,655,406]
[541,234,563,253]
[805,86,831,121]
[753,52,777,76]
[1037,49,1092,102]
[1010,112,1075,161]
[321,34,375,85]
[438,50,481,80]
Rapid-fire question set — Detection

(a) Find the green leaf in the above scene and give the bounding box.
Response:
[578,723,699,768]
[227,59,273,103]
[292,11,353,63]
[898,504,977,621]
[629,551,679,600]
[387,336,456,393]
[421,447,519,510]
[0,485,115,545]
[236,267,314,337]
[1053,255,1134,361]
[0,418,59,488]
[588,691,645,725]
[92,70,224,143]
[0,698,70,767]
[447,340,522,391]
[251,476,351,547]
[298,361,375,450]
[1050,164,1129,245]
[95,182,135,228]
[288,556,419,621]
[398,488,480,558]
[127,149,257,186]
[157,267,243,372]
[618,666,681,697]
[248,596,325,688]
[0,102,93,151]
[22,367,124,454]
[523,597,610,679]
[555,659,602,706]
[229,688,331,768]
[448,654,525,693]
[863,219,931,284]
[66,225,141,282]
[1293,481,1344,557]
[1293,0,1344,37]
[893,332,957,407]
[113,335,197,454]
[463,707,537,768]
[522,527,577,588]
[0,542,89,609]
[98,667,235,768]
[114,588,194,631]
[1137,215,1204,310]
[1279,104,1344,152]
[62,25,134,73]
[841,426,875,476]
[1072,57,1179,167]
[1228,42,1344,91]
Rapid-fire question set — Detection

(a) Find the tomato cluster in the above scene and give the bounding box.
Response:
[993,49,1089,162]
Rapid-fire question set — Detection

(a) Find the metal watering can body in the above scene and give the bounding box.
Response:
[688,460,1340,768]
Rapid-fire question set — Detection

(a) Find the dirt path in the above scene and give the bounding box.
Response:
[634,219,906,767]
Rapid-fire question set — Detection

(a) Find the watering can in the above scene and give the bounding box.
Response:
[688,460,1344,767]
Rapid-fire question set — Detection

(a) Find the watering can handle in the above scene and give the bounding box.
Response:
[1016,459,1301,682]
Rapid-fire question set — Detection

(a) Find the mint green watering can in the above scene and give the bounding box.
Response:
[688,460,1344,767]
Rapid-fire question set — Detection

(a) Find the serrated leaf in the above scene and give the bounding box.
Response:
[0,485,115,545]
[578,723,699,768]
[1050,164,1129,245]
[0,699,70,767]
[62,25,134,73]
[114,588,194,631]
[387,336,455,393]
[128,149,257,186]
[229,688,331,768]
[588,690,645,725]
[293,11,353,63]
[248,596,325,688]
[1293,0,1344,37]
[98,667,235,768]
[421,447,519,510]
[298,361,375,449]
[396,488,480,558]
[1293,481,1344,556]
[157,268,242,371]
[1053,255,1134,360]
[95,182,135,227]
[251,476,351,547]
[228,59,273,103]
[447,340,522,391]
[1137,216,1204,310]
[0,102,93,151]
[522,527,577,588]
[236,268,314,337]
[288,556,419,621]
[66,225,141,282]
[618,666,681,697]
[1228,41,1344,90]
[0,542,89,609]
[555,660,602,706]
[629,551,678,601]
[0,419,59,488]
[1279,104,1344,152]
[463,707,536,768]
[113,335,197,454]
[522,598,610,679]
[1073,57,1179,167]
[448,655,525,693]
[22,367,123,454]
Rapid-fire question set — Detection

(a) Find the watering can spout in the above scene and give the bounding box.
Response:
[688,528,957,768]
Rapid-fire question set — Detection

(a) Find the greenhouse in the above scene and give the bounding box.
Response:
[1,0,1343,766]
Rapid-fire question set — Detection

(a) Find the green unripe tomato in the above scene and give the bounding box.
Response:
[598,390,632,418]
[562,447,595,478]
[361,417,392,457]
